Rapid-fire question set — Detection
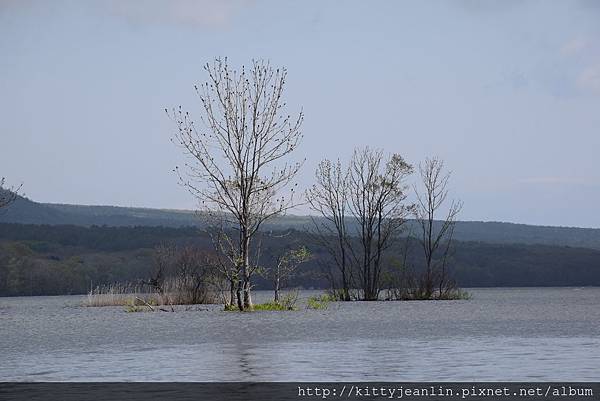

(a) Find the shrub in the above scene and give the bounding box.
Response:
[158,275,220,305]
[306,294,332,310]
[278,289,299,310]
[224,291,299,312]
[326,288,355,301]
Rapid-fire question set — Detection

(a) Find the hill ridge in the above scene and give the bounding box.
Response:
[2,194,600,250]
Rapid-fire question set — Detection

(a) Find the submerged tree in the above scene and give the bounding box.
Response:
[347,147,413,300]
[413,157,462,299]
[306,159,352,300]
[168,58,304,310]
[309,147,413,301]
[209,228,241,308]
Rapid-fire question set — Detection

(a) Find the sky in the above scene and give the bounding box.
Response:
[1,0,599,227]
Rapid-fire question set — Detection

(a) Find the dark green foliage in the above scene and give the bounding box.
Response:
[3,197,600,249]
[1,223,600,296]
[0,223,204,251]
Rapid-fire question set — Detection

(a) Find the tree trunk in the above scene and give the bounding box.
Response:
[341,273,350,301]
[236,278,243,311]
[340,244,351,301]
[274,277,280,303]
[229,279,236,307]
[426,255,433,298]
[243,276,252,309]
[235,227,254,311]
[241,235,253,310]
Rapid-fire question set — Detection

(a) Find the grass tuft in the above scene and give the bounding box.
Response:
[253,302,296,311]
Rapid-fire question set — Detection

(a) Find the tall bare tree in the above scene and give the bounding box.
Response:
[306,159,352,300]
[309,148,413,301]
[0,177,22,209]
[147,244,176,294]
[347,147,413,300]
[413,157,462,298]
[168,58,303,310]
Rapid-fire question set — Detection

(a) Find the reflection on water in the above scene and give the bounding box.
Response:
[1,288,599,381]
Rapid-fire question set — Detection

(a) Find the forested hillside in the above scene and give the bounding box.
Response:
[2,196,600,249]
[1,223,599,296]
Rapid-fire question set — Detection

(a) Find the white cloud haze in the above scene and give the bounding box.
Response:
[1,0,599,227]
[104,0,249,28]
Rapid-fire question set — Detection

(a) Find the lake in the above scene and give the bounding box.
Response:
[1,288,599,381]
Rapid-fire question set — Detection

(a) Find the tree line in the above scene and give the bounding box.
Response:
[2,223,600,297]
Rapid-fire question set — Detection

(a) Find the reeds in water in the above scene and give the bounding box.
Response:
[83,277,220,307]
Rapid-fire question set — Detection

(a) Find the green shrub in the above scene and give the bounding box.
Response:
[278,290,299,310]
[306,294,332,310]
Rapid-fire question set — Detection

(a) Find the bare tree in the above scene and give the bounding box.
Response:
[347,147,413,300]
[306,159,353,300]
[146,244,222,305]
[308,148,412,301]
[172,245,220,304]
[168,58,304,310]
[147,244,176,293]
[266,246,311,303]
[413,157,462,299]
[0,177,22,209]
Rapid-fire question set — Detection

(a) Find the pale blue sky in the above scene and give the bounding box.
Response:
[1,1,599,227]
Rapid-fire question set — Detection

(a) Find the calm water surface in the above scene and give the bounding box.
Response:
[1,288,599,381]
